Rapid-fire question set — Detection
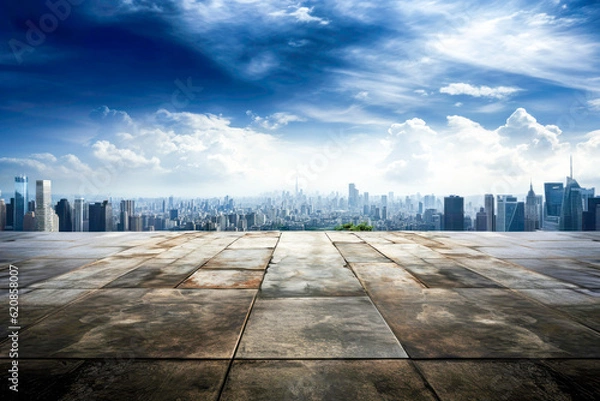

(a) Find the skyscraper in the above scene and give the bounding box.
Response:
[55,198,73,232]
[524,182,540,231]
[35,180,56,232]
[73,198,85,232]
[0,199,6,231]
[89,201,112,232]
[497,195,524,232]
[475,207,487,231]
[348,183,359,210]
[560,176,583,231]
[583,197,600,231]
[444,195,464,231]
[13,175,28,231]
[544,182,563,231]
[484,194,495,231]
[120,199,135,231]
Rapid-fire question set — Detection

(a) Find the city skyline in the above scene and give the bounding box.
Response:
[1,1,599,196]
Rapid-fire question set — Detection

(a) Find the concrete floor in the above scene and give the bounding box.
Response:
[1,231,599,400]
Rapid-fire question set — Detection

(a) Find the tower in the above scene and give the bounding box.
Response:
[55,198,73,232]
[524,182,540,231]
[73,198,85,232]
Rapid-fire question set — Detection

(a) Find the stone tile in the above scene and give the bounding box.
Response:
[11,289,255,358]
[539,360,600,401]
[404,258,502,288]
[203,248,273,270]
[518,289,600,331]
[30,257,151,289]
[227,232,280,249]
[237,297,407,358]
[0,288,90,338]
[335,242,391,263]
[370,288,600,358]
[326,231,363,243]
[509,258,600,289]
[0,258,97,289]
[0,359,228,401]
[350,263,424,292]
[259,264,365,298]
[103,259,195,288]
[179,269,264,289]
[476,246,562,259]
[221,360,437,401]
[455,257,578,289]
[417,360,599,401]
[368,244,428,266]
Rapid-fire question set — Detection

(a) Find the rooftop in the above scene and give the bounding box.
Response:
[1,231,600,400]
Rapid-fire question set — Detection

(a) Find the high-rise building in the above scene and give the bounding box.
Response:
[6,198,14,229]
[583,197,600,231]
[497,195,524,232]
[524,183,541,231]
[55,198,73,232]
[89,201,112,232]
[348,183,359,210]
[475,207,487,231]
[73,198,85,232]
[13,175,28,231]
[560,176,583,231]
[35,180,57,232]
[444,195,464,231]
[484,194,495,231]
[580,187,595,211]
[119,199,135,231]
[23,211,36,231]
[0,199,6,231]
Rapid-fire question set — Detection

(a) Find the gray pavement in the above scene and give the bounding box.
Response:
[1,231,599,400]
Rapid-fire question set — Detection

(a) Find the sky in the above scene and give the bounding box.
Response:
[0,0,599,199]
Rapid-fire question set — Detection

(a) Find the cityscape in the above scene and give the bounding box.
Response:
[1,161,597,233]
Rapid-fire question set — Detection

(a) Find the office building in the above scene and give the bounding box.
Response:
[0,199,5,231]
[35,180,57,232]
[524,183,541,231]
[583,197,600,231]
[348,183,359,210]
[73,198,85,232]
[475,207,487,231]
[13,175,28,231]
[23,211,36,231]
[120,199,135,231]
[560,176,583,231]
[444,195,464,231]
[497,195,524,232]
[484,194,495,231]
[89,201,112,232]
[55,198,73,232]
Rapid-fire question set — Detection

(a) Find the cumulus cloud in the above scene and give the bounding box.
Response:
[440,83,521,99]
[89,105,134,126]
[92,140,162,169]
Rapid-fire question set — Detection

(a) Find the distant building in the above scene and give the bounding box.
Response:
[444,195,464,231]
[0,199,6,231]
[348,183,359,210]
[497,195,524,232]
[23,211,36,231]
[120,199,135,231]
[35,180,57,232]
[73,198,85,232]
[524,183,541,231]
[583,197,600,231]
[13,175,28,231]
[475,207,487,231]
[55,198,73,232]
[560,176,583,231]
[484,194,495,231]
[89,201,112,232]
[544,182,563,230]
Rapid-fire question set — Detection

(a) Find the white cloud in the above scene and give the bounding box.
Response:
[588,99,600,111]
[92,140,162,169]
[270,6,329,25]
[247,111,306,130]
[440,83,521,99]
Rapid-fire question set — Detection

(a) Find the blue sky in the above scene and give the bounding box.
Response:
[0,0,599,198]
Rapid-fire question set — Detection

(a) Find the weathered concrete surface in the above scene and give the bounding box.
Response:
[1,231,599,400]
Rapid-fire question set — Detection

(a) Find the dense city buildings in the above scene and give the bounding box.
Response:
[1,171,599,232]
